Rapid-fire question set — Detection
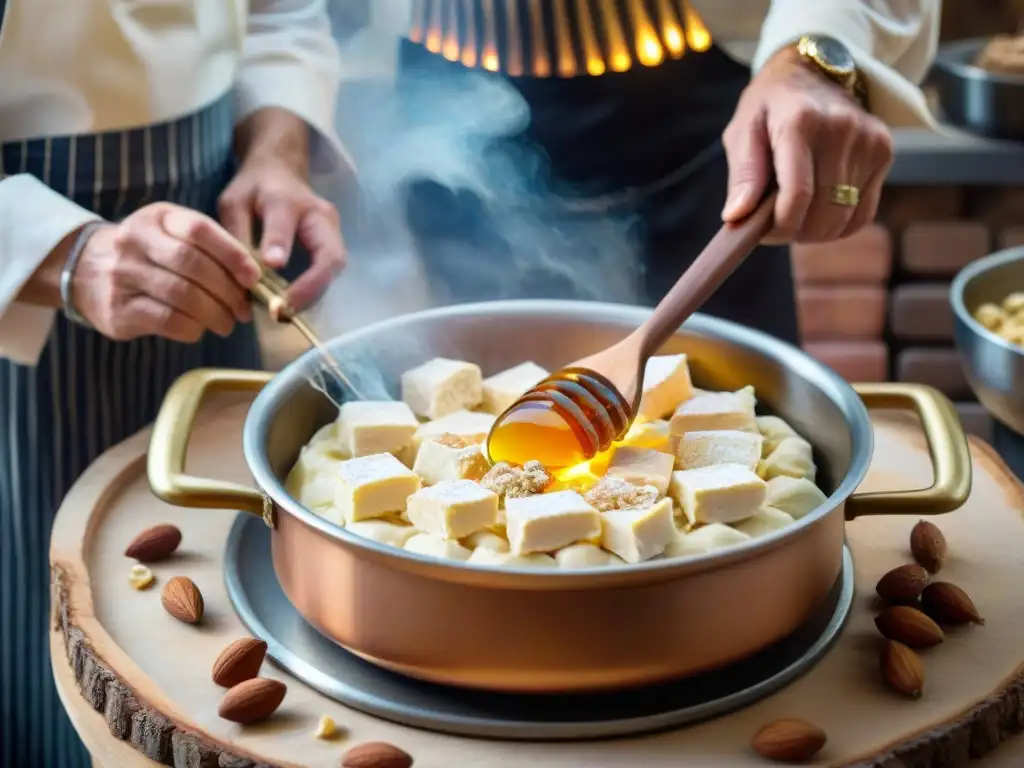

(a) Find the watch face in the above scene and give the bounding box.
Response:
[813,36,855,72]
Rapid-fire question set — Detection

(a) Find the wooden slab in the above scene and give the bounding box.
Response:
[50,395,1024,768]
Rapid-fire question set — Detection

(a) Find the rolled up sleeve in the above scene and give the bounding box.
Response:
[751,0,941,129]
[236,0,354,177]
[0,175,101,366]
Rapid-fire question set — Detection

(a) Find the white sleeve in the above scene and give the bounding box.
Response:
[751,0,941,129]
[0,174,102,367]
[236,0,355,177]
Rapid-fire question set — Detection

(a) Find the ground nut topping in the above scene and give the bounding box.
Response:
[481,460,551,500]
[584,475,659,512]
[436,432,476,449]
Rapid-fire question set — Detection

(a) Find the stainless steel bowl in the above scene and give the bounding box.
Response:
[931,38,1024,140]
[951,246,1024,435]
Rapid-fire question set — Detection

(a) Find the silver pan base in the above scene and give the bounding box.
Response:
[223,513,854,741]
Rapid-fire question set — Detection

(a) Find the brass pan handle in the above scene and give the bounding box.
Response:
[845,383,972,519]
[148,368,274,517]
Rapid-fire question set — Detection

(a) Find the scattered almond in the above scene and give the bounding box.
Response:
[910,519,947,574]
[217,678,287,724]
[921,581,985,626]
[875,605,944,648]
[314,714,339,740]
[128,564,155,590]
[125,524,182,562]
[212,638,268,687]
[342,741,414,768]
[875,563,929,604]
[751,718,827,763]
[161,576,204,624]
[880,640,924,698]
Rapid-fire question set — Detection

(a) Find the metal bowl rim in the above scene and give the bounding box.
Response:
[950,245,1024,357]
[242,300,873,584]
[933,37,1024,87]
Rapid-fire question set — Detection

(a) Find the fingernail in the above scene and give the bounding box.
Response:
[265,245,287,267]
[721,190,744,220]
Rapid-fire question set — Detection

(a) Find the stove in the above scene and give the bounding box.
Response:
[224,514,854,741]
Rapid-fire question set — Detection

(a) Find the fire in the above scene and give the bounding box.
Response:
[551,418,655,492]
[683,0,712,52]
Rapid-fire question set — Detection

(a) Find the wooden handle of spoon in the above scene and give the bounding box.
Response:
[636,186,779,359]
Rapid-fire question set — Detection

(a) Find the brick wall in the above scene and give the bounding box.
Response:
[793,187,1024,442]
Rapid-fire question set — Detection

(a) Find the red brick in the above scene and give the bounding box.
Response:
[955,401,994,444]
[878,186,963,233]
[803,340,889,382]
[999,226,1024,250]
[888,284,955,342]
[791,224,893,285]
[895,348,971,399]
[797,286,887,341]
[965,187,1024,230]
[900,221,991,276]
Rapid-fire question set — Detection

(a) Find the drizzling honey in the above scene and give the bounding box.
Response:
[485,368,632,469]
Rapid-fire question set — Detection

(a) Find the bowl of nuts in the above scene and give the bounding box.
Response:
[951,245,1024,435]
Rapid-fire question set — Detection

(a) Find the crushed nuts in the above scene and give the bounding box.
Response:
[128,564,155,591]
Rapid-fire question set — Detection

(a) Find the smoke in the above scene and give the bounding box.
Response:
[301,15,644,402]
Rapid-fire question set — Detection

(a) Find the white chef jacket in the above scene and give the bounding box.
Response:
[0,0,941,367]
[0,0,346,365]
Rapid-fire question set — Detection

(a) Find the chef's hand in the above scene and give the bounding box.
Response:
[721,46,893,243]
[218,108,347,311]
[72,204,263,343]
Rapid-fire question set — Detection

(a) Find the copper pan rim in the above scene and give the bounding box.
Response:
[243,300,874,589]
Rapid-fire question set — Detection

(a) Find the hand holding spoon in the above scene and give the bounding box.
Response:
[484,189,778,469]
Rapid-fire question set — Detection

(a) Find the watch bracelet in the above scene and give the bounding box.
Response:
[59,220,106,329]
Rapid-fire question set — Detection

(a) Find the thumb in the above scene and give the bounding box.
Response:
[721,110,771,222]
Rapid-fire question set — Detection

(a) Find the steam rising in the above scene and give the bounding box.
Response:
[303,34,644,403]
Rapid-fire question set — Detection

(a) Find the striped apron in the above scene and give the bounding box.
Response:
[0,94,263,768]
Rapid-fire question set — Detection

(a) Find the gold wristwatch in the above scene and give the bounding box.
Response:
[797,34,869,109]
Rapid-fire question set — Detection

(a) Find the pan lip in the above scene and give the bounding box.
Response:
[950,245,1024,357]
[243,299,873,587]
[932,37,1024,87]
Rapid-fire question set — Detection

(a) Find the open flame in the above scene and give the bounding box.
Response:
[551,417,659,492]
[412,0,711,78]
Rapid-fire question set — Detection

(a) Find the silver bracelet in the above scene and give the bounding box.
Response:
[60,220,106,328]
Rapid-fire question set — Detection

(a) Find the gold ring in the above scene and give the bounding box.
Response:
[829,184,860,207]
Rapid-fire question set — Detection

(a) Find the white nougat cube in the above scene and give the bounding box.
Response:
[619,419,672,453]
[406,480,499,540]
[670,387,757,436]
[664,523,751,558]
[675,429,763,471]
[758,436,816,481]
[400,358,483,420]
[764,476,828,519]
[467,548,555,568]
[756,415,799,456]
[732,506,795,538]
[606,446,675,496]
[555,543,624,569]
[402,410,496,466]
[481,361,549,415]
[345,519,418,548]
[601,497,676,564]
[505,490,602,555]
[669,463,767,525]
[404,533,472,561]
[462,530,510,553]
[638,354,694,420]
[412,437,490,485]
[336,400,419,458]
[332,453,421,524]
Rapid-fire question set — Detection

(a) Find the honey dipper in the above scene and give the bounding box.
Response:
[485,189,778,469]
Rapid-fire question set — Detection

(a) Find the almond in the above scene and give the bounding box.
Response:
[125,524,182,562]
[161,576,204,624]
[880,640,924,698]
[875,563,929,603]
[342,741,414,768]
[212,638,268,687]
[874,605,944,648]
[910,519,947,574]
[921,581,985,626]
[217,678,286,724]
[751,718,827,763]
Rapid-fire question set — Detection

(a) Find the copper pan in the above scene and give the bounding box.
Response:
[147,301,971,694]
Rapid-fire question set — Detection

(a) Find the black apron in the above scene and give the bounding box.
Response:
[396,39,800,345]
